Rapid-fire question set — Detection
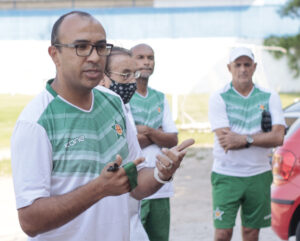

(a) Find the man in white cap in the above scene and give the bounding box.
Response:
[208,47,286,241]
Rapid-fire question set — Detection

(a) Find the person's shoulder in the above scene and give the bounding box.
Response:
[211,83,231,98]
[18,89,55,123]
[148,87,165,97]
[254,84,278,97]
[94,85,123,101]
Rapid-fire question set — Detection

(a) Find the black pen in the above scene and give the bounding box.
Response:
[107,163,119,172]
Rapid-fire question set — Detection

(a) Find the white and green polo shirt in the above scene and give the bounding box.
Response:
[11,80,143,241]
[209,83,285,177]
[130,87,177,199]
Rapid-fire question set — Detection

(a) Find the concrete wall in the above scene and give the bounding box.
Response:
[1,3,300,95]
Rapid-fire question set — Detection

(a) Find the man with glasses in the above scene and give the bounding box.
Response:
[129,43,178,241]
[102,46,140,105]
[11,11,194,241]
[99,46,149,241]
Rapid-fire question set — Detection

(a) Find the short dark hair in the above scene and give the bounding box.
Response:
[51,11,92,45]
[105,46,132,73]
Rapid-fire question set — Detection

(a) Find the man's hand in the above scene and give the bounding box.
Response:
[155,138,195,181]
[99,155,144,196]
[217,129,246,153]
[136,125,150,135]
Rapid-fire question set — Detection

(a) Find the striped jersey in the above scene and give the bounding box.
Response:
[130,87,164,129]
[130,87,177,199]
[11,80,142,241]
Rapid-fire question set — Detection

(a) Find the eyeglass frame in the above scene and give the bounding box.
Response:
[53,42,114,57]
[107,70,141,81]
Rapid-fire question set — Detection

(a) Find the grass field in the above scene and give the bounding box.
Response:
[1,92,299,148]
[0,93,300,176]
[0,94,34,149]
[0,92,300,175]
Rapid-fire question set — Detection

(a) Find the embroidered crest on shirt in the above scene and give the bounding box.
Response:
[112,121,124,138]
[158,106,161,113]
[213,207,224,221]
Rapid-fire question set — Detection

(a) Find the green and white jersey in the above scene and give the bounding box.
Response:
[11,81,143,241]
[130,87,165,129]
[209,83,285,177]
[130,87,178,199]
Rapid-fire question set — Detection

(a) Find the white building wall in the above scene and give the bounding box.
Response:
[1,37,299,95]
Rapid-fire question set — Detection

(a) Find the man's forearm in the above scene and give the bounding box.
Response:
[131,139,195,200]
[137,134,153,148]
[147,128,178,148]
[18,177,106,237]
[130,167,163,200]
[215,125,285,151]
[251,125,285,148]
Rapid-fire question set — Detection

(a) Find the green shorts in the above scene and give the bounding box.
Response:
[211,171,273,229]
[140,198,170,241]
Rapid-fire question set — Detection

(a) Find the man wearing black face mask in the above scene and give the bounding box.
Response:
[101,47,140,104]
[99,46,149,241]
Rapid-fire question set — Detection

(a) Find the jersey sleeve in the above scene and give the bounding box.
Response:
[162,96,178,133]
[208,91,230,130]
[122,102,145,171]
[11,120,52,209]
[269,91,286,126]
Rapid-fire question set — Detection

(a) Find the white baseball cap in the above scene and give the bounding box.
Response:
[229,47,255,63]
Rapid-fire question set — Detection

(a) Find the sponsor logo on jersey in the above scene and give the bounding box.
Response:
[65,135,85,148]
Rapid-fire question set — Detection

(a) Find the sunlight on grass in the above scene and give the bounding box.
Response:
[0,94,34,149]
[0,159,11,176]
[0,92,299,176]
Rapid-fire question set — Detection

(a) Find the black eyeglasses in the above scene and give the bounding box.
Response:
[108,71,141,80]
[54,42,113,57]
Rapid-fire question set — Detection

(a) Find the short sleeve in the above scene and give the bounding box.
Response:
[208,92,230,130]
[162,96,178,133]
[122,103,145,171]
[269,92,286,126]
[11,121,52,209]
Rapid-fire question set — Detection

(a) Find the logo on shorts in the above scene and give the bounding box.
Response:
[264,214,271,220]
[213,207,224,221]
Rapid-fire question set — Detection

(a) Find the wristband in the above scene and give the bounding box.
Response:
[153,167,173,184]
[123,162,138,190]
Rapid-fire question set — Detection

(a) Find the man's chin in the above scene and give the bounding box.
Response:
[140,72,152,79]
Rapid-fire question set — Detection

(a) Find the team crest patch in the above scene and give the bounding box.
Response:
[260,104,265,110]
[213,207,224,221]
[112,121,124,138]
[158,107,161,113]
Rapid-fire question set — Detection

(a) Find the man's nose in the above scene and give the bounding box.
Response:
[240,64,247,72]
[87,47,101,61]
[143,58,151,66]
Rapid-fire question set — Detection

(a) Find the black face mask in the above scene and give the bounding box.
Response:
[109,78,137,104]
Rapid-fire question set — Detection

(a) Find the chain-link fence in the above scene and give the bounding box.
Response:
[0,0,153,9]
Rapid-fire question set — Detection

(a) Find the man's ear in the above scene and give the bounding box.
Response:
[227,63,231,73]
[48,46,60,67]
[253,62,257,72]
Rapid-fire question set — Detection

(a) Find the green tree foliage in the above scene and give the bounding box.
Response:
[279,0,300,18]
[264,0,300,77]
